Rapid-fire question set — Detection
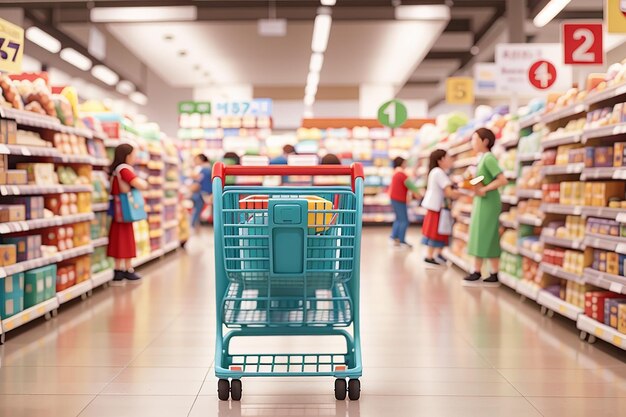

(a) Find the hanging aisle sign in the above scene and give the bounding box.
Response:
[0,18,24,74]
[606,0,626,33]
[495,43,572,93]
[377,99,408,128]
[445,77,475,104]
[213,99,272,117]
[178,101,211,114]
[563,23,604,65]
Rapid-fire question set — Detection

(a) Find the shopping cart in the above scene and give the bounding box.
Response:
[212,163,364,401]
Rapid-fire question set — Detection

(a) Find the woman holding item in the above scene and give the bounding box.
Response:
[421,149,461,265]
[388,156,420,248]
[465,128,508,284]
[108,143,148,282]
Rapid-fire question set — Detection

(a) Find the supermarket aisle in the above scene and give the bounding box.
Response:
[1,228,626,417]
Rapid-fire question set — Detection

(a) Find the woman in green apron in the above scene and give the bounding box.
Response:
[465,128,509,284]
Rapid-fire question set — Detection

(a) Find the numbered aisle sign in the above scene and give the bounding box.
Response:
[0,18,24,73]
[563,23,603,65]
[377,99,408,128]
[445,77,474,104]
[606,0,626,33]
[496,43,572,93]
[528,60,557,90]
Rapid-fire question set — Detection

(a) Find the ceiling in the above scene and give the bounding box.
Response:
[6,0,610,106]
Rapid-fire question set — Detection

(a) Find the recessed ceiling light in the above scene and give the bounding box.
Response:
[91,65,119,86]
[90,6,197,23]
[194,64,201,71]
[116,80,135,95]
[25,27,61,53]
[130,91,148,106]
[60,48,92,71]
[178,50,187,57]
[533,0,571,28]
[164,34,174,41]
[321,0,336,5]
[470,46,480,55]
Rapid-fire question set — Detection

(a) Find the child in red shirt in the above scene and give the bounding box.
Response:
[388,157,420,248]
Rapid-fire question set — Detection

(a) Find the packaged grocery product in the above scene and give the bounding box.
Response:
[0,273,24,319]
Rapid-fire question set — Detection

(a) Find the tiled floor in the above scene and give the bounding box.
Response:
[1,228,625,417]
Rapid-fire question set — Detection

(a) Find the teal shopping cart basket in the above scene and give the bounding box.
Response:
[212,163,364,401]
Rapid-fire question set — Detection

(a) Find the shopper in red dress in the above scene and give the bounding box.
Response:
[421,149,460,265]
[108,144,148,282]
[388,157,420,248]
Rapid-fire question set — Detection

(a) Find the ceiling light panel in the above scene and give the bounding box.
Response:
[395,5,450,21]
[533,0,571,28]
[311,13,332,53]
[116,80,136,95]
[321,0,336,5]
[130,91,148,105]
[25,27,61,53]
[307,71,320,87]
[91,6,197,23]
[91,65,120,86]
[60,48,92,71]
[309,53,324,73]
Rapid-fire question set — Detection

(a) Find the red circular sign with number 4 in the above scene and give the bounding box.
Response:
[528,60,557,90]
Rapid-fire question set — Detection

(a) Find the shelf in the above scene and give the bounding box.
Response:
[518,214,543,226]
[0,184,91,196]
[516,189,543,200]
[163,240,180,254]
[92,158,110,167]
[583,268,626,295]
[499,135,520,149]
[92,202,109,212]
[0,107,93,138]
[500,217,518,229]
[132,248,164,268]
[453,230,468,242]
[0,213,94,235]
[541,132,582,149]
[0,144,58,157]
[519,113,542,129]
[581,206,624,220]
[55,154,94,164]
[584,233,626,254]
[577,314,626,350]
[540,203,582,215]
[582,122,626,143]
[442,248,470,273]
[519,247,542,263]
[541,232,583,250]
[92,237,109,248]
[540,103,586,125]
[541,164,584,176]
[163,156,179,165]
[584,82,626,107]
[537,291,583,321]
[518,152,542,162]
[92,269,114,288]
[516,279,541,301]
[1,297,59,332]
[499,271,519,290]
[539,262,585,284]
[0,245,94,277]
[581,167,626,180]
[104,139,120,148]
[501,241,519,255]
[504,170,517,180]
[162,197,178,206]
[501,195,519,205]
[448,141,472,156]
[452,156,478,169]
[57,279,93,305]
[163,220,178,230]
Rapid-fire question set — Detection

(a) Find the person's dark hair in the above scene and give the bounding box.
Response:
[109,143,134,176]
[475,127,496,150]
[223,152,240,165]
[321,153,341,165]
[392,156,405,169]
[429,149,448,172]
[283,144,296,155]
[195,153,209,163]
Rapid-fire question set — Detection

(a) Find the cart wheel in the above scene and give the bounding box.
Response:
[540,306,547,316]
[348,379,361,401]
[334,379,347,400]
[588,335,597,344]
[579,331,587,341]
[231,379,242,401]
[217,379,230,401]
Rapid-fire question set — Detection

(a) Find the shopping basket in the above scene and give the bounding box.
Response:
[212,162,364,401]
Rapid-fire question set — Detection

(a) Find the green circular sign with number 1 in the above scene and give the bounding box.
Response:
[377,99,408,128]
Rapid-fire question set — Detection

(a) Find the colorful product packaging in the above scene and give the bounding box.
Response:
[0,272,24,319]
[1,235,42,262]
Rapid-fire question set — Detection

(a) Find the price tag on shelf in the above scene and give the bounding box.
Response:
[19,221,28,231]
[559,305,567,314]
[11,186,19,195]
[0,144,8,154]
[21,147,31,156]
[612,169,626,180]
[616,244,626,255]
[609,282,624,294]
[594,327,604,337]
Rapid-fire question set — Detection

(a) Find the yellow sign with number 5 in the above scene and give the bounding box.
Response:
[446,77,474,105]
[0,18,24,74]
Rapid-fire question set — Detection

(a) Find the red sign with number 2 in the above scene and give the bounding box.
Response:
[563,23,603,65]
[528,60,557,90]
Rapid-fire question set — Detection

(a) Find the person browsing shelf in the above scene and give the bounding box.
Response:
[388,157,420,248]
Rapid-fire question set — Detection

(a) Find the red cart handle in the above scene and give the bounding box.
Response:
[212,162,364,192]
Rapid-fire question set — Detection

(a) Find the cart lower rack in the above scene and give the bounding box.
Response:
[212,163,364,401]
